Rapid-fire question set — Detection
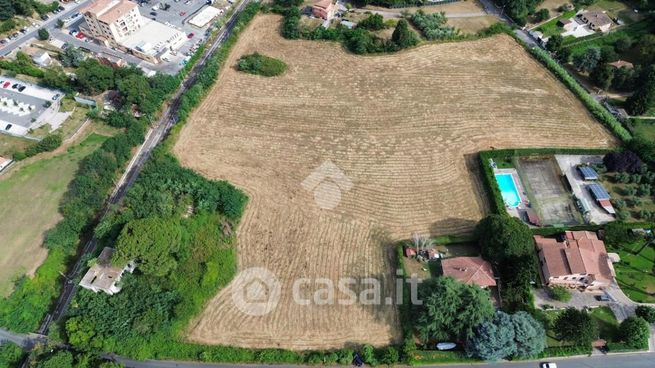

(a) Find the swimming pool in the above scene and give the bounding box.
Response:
[495,173,521,208]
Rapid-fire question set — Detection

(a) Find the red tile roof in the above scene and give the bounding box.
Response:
[441,257,496,287]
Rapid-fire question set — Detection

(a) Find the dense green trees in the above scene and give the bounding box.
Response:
[496,0,543,25]
[410,10,458,40]
[476,214,533,265]
[476,215,536,312]
[465,311,545,361]
[37,351,74,368]
[358,13,385,31]
[13,133,63,161]
[236,53,287,77]
[76,59,115,94]
[60,47,85,68]
[626,65,655,115]
[413,277,494,342]
[554,308,598,347]
[635,305,655,323]
[37,28,49,40]
[619,316,650,349]
[114,217,182,276]
[573,47,601,73]
[391,19,418,49]
[466,311,516,361]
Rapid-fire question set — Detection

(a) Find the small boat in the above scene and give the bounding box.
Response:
[436,342,456,351]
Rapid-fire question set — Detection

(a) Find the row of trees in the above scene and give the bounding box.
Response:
[477,214,538,312]
[410,10,459,41]
[279,6,418,55]
[0,0,58,21]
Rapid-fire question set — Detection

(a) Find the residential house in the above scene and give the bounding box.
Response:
[312,0,335,21]
[32,50,52,67]
[441,256,497,288]
[578,11,613,33]
[534,231,615,290]
[79,247,135,295]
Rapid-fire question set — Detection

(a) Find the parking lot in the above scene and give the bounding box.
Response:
[59,0,232,74]
[0,77,62,136]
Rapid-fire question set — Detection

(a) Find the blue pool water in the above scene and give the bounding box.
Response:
[495,173,521,208]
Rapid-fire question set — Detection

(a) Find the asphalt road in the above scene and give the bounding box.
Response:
[111,352,655,368]
[0,0,92,57]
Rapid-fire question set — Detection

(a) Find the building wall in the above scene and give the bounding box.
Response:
[312,4,335,20]
[83,3,143,46]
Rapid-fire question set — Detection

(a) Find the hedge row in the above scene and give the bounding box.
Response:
[0,121,148,333]
[0,59,45,79]
[536,345,592,358]
[528,47,631,142]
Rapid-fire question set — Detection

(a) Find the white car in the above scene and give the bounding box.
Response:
[540,363,557,368]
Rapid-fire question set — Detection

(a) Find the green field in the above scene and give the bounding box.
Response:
[544,306,619,347]
[0,133,32,158]
[613,241,655,303]
[0,133,108,296]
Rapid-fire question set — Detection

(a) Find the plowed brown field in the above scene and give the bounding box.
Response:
[173,14,615,350]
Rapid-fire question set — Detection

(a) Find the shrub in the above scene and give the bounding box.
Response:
[358,13,386,31]
[534,9,550,22]
[236,52,287,77]
[636,306,655,323]
[410,10,458,40]
[549,286,572,302]
[604,151,643,173]
[619,316,650,349]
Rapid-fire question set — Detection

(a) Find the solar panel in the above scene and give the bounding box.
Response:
[578,166,598,179]
[588,183,610,200]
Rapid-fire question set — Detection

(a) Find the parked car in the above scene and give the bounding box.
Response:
[150,11,157,16]
[595,294,610,302]
[180,11,186,16]
[41,14,49,20]
[187,33,194,39]
[540,363,557,368]
[52,94,60,101]
[11,83,18,89]
[3,82,10,88]
[5,124,12,130]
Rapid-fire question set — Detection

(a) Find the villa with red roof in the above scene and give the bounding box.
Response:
[535,231,615,290]
[441,256,497,288]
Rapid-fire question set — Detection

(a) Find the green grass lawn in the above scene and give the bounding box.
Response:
[0,133,33,158]
[536,10,576,37]
[613,243,655,303]
[634,120,655,141]
[544,307,619,347]
[0,133,108,296]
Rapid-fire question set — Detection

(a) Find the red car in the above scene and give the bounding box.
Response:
[179,11,186,16]
[187,33,194,39]
[76,32,85,39]
[3,81,10,88]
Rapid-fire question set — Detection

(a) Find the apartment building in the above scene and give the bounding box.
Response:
[82,0,144,47]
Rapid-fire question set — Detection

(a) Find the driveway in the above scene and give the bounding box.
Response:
[554,154,615,225]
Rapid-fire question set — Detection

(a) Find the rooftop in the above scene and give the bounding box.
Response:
[79,247,134,295]
[83,0,138,24]
[588,182,610,200]
[441,256,497,287]
[578,165,598,180]
[609,60,634,69]
[581,10,613,27]
[313,0,333,10]
[535,231,614,282]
